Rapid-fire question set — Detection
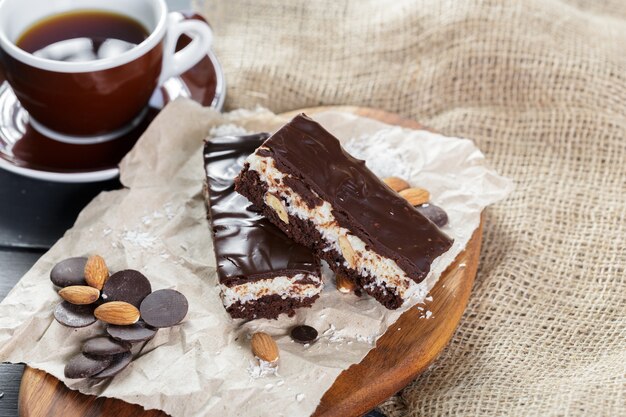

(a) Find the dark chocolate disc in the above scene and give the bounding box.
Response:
[64,353,112,379]
[107,321,157,343]
[415,203,449,227]
[91,351,133,379]
[290,325,318,344]
[54,302,96,328]
[101,269,152,308]
[139,289,188,328]
[82,336,131,357]
[50,257,87,287]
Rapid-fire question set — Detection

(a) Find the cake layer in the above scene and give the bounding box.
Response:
[234,115,453,308]
[203,133,322,319]
[219,273,322,308]
[226,294,320,320]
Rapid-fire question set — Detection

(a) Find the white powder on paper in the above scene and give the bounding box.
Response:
[356,334,376,345]
[121,229,157,249]
[247,359,279,379]
[163,203,176,220]
[345,130,415,179]
[140,203,177,226]
[322,324,345,343]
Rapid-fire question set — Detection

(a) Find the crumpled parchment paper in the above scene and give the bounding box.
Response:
[0,99,512,416]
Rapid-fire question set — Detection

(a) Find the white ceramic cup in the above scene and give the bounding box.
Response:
[0,0,213,143]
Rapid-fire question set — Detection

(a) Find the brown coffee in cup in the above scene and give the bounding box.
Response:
[0,0,212,143]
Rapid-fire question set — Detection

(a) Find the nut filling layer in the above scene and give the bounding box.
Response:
[220,273,322,308]
[248,151,427,304]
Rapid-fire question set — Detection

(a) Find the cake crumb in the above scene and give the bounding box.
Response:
[323,324,345,343]
[246,359,279,379]
[425,310,433,319]
[296,393,305,402]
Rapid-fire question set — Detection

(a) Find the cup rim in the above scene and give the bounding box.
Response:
[0,0,168,73]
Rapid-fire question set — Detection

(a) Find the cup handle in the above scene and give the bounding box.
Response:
[158,13,213,85]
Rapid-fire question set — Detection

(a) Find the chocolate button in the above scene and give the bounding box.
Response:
[107,321,157,343]
[64,353,112,379]
[83,336,131,357]
[54,302,96,328]
[101,269,152,308]
[415,203,449,227]
[290,325,318,344]
[91,351,133,379]
[50,257,87,287]
[139,289,188,328]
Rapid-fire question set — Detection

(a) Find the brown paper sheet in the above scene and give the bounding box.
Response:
[0,99,511,416]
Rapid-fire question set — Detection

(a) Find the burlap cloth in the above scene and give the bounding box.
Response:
[196,0,626,415]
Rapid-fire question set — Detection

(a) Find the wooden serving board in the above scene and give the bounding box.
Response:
[19,106,483,417]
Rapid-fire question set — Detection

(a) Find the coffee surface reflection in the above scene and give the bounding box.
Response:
[17,10,148,62]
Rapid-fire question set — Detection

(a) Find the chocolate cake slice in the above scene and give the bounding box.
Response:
[235,115,453,309]
[204,133,322,320]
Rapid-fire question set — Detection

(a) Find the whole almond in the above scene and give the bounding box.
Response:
[84,255,109,290]
[265,193,289,224]
[94,302,140,326]
[336,274,356,294]
[58,286,100,305]
[383,177,410,192]
[251,332,279,363]
[399,187,430,206]
[338,235,356,268]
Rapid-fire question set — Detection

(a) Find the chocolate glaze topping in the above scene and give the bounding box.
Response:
[204,133,320,287]
[256,114,453,282]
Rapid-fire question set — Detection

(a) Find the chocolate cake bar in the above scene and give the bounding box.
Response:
[235,115,453,309]
[204,133,322,320]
